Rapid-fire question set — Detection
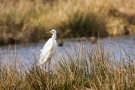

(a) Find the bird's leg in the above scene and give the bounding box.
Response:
[48,61,50,72]
[44,64,47,71]
[48,59,51,72]
[42,62,47,71]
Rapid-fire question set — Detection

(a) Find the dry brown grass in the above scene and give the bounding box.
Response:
[0,39,135,90]
[0,0,135,45]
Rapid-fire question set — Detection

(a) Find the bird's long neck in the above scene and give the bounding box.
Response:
[50,34,56,48]
[52,34,56,40]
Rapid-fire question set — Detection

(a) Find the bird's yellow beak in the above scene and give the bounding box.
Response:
[46,31,52,34]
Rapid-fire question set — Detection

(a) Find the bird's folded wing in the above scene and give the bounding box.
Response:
[40,38,53,57]
[40,38,52,52]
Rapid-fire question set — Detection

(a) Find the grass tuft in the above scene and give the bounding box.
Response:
[0,39,135,89]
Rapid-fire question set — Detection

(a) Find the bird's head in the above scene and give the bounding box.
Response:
[46,29,56,34]
[51,29,56,34]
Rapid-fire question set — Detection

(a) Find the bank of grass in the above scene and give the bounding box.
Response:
[0,40,135,89]
[0,0,135,45]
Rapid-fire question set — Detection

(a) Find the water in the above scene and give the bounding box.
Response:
[0,35,135,65]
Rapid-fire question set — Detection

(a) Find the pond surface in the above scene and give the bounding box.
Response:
[0,35,135,66]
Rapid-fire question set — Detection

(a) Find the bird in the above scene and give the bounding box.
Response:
[90,36,97,44]
[37,29,57,70]
[58,38,64,46]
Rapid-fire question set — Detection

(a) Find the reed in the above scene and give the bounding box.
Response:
[0,39,135,89]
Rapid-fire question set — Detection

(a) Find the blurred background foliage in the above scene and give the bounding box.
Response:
[0,0,135,45]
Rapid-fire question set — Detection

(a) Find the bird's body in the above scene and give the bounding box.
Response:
[37,29,57,66]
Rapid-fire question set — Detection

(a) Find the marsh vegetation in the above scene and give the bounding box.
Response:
[0,0,135,45]
[0,38,135,90]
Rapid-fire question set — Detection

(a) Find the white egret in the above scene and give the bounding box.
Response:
[37,29,57,70]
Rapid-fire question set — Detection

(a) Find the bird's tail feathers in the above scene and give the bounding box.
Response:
[37,62,41,66]
[37,57,48,66]
[37,58,43,66]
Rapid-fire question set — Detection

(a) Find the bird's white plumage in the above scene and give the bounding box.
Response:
[37,29,57,66]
